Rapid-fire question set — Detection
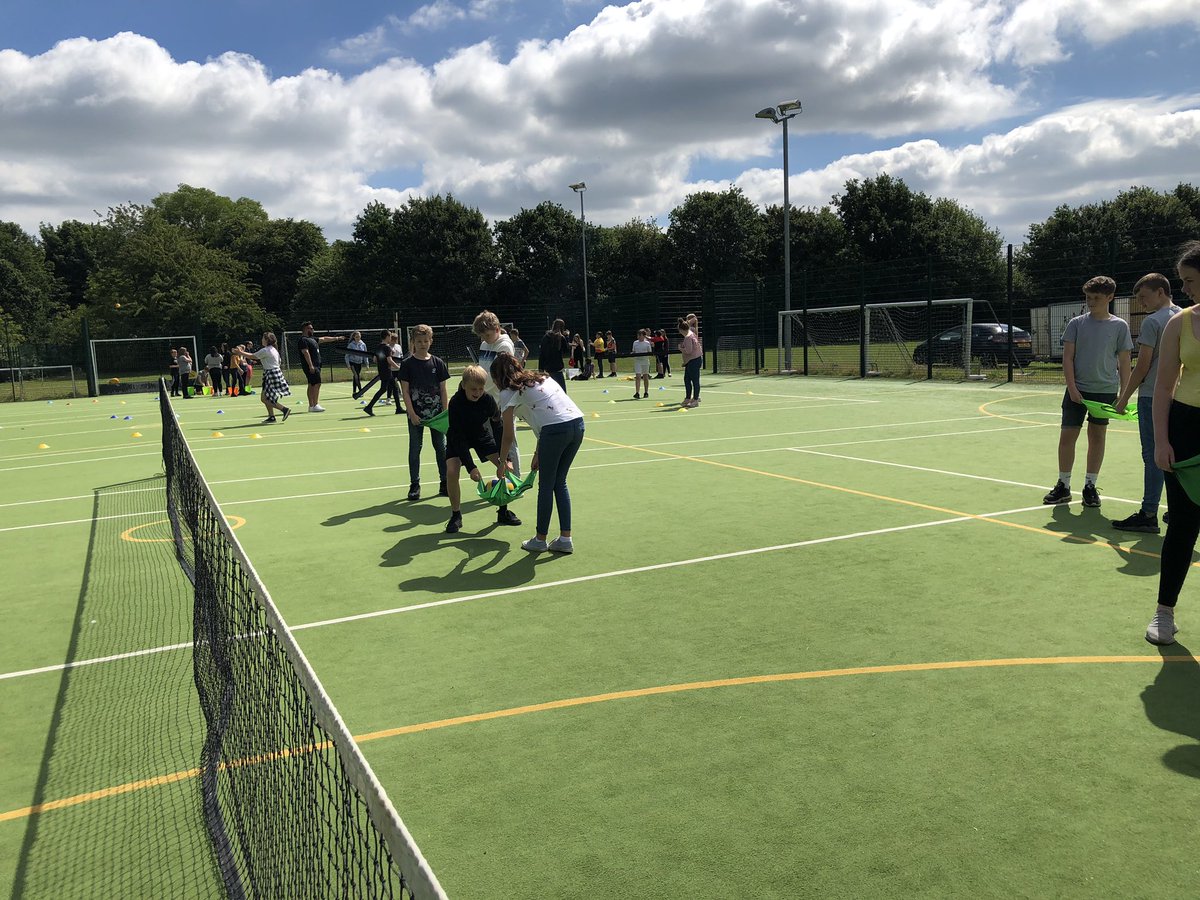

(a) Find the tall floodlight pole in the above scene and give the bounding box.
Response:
[569,182,590,343]
[755,100,802,371]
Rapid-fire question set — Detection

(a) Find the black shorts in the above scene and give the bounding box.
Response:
[1061,389,1116,428]
[305,368,322,386]
[446,438,499,467]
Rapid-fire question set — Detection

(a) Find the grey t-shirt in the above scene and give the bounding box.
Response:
[1061,313,1133,393]
[1136,304,1183,397]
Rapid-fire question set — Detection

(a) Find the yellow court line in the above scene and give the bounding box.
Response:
[979,393,1136,434]
[1,655,1192,824]
[120,515,246,543]
[584,435,1166,563]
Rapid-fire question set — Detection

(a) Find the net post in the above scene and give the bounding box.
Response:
[858,264,867,379]
[1006,244,1015,383]
[963,297,975,378]
[925,257,934,381]
[82,316,99,397]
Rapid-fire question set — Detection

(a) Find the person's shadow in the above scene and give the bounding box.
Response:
[1044,505,1161,576]
[1141,640,1200,778]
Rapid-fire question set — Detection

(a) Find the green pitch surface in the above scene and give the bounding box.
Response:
[3,378,1200,898]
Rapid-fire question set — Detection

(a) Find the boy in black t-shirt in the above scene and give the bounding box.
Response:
[444,365,513,533]
[363,331,402,416]
[398,324,450,501]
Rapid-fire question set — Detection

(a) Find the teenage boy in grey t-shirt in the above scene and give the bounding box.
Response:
[1110,273,1183,532]
[1043,276,1133,509]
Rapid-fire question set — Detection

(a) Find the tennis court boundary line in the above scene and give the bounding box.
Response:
[0,505,1043,681]
[1,654,1191,824]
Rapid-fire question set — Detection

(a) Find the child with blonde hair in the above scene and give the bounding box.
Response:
[443,365,514,533]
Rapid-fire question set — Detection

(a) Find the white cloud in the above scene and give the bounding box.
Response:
[998,0,1195,66]
[0,1,1197,247]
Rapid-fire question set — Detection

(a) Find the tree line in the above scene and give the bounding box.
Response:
[2,178,1198,361]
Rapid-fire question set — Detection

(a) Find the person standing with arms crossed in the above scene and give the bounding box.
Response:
[1041,277,1132,508]
[1111,274,1182,533]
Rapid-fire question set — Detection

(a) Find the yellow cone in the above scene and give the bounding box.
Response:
[656,402,664,407]
[677,406,688,412]
[211,431,224,438]
[250,433,263,439]
[591,412,600,419]
[747,391,754,395]
[38,443,49,449]
[360,427,371,433]
[608,400,616,404]
[120,401,126,405]
[131,432,142,438]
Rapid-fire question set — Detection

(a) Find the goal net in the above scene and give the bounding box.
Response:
[0,365,81,401]
[779,299,979,378]
[90,335,198,394]
[280,327,393,384]
[408,323,514,373]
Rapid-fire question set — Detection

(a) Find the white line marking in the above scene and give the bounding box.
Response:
[700,390,877,402]
[0,510,161,533]
[0,506,1035,681]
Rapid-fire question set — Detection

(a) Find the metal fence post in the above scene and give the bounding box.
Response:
[1006,244,1014,383]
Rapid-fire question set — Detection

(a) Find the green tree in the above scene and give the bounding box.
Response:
[0,222,62,340]
[232,218,327,320]
[590,218,670,297]
[341,201,403,319]
[762,204,850,276]
[150,184,269,249]
[393,194,496,315]
[667,186,765,288]
[295,241,356,319]
[493,201,581,314]
[832,174,934,262]
[40,220,105,309]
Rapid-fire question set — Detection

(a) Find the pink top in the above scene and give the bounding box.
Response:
[679,331,702,362]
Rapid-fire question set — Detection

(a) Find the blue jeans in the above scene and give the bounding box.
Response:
[535,418,584,535]
[1138,395,1163,515]
[407,419,446,485]
[684,357,702,400]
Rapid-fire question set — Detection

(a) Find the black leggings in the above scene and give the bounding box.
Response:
[1159,400,1200,607]
[350,362,363,394]
[683,357,701,400]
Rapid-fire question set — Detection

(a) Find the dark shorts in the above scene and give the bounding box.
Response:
[305,368,322,386]
[446,438,499,467]
[1061,389,1117,428]
[607,351,617,362]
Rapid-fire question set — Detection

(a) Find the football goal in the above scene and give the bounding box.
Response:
[90,335,198,394]
[0,365,81,401]
[779,298,981,378]
[408,323,514,372]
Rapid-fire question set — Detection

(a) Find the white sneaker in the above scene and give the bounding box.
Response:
[1146,609,1178,645]
[547,537,574,554]
[308,404,326,413]
[521,537,549,552]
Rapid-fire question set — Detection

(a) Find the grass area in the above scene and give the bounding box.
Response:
[3,374,1199,898]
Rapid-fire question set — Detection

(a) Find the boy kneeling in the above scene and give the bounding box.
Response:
[444,365,518,533]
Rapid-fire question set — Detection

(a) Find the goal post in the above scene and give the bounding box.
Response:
[90,335,198,394]
[778,298,978,378]
[407,323,514,373]
[0,365,80,401]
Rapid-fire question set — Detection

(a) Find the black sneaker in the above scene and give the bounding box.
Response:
[445,511,462,533]
[438,481,448,497]
[281,407,290,423]
[497,508,522,526]
[1082,483,1101,508]
[1112,510,1159,533]
[363,405,375,417]
[1042,481,1071,504]
[407,483,420,501]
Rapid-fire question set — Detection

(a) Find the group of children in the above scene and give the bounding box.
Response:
[1044,245,1200,646]
[169,343,257,399]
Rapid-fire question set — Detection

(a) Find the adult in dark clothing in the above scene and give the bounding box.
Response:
[168,349,180,396]
[363,332,401,416]
[297,322,343,412]
[538,318,572,391]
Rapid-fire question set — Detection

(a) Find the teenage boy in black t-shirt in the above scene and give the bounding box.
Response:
[443,365,512,533]
[363,331,401,416]
[399,324,450,501]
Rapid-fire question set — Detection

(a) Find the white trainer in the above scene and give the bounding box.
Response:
[308,404,326,413]
[1146,610,1179,646]
[521,537,549,552]
[547,537,574,554]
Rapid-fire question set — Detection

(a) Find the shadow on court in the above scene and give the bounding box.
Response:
[1043,504,1162,576]
[1141,641,1200,779]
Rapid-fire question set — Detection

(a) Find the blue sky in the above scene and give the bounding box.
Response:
[2,0,1198,246]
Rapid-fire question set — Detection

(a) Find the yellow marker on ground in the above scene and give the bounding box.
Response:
[591,412,600,419]
[211,431,224,438]
[250,433,263,439]
[131,432,142,438]
[360,427,371,433]
[38,443,49,449]
[656,402,664,407]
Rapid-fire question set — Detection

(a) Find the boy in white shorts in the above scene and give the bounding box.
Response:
[632,328,652,399]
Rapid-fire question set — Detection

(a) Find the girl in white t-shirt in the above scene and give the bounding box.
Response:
[631,328,653,399]
[490,354,585,553]
[232,332,293,424]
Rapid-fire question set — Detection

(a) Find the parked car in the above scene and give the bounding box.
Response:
[912,323,1033,367]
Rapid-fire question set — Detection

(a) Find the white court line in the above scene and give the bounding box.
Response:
[789,447,1142,506]
[700,390,878,402]
[0,504,1046,682]
[0,510,161,534]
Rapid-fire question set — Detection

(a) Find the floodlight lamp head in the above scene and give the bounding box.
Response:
[569,182,587,192]
[777,99,802,114]
[755,107,780,122]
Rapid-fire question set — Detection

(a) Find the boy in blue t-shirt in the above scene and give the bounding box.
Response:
[1043,276,1133,509]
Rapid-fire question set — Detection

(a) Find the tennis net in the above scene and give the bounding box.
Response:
[158,381,446,899]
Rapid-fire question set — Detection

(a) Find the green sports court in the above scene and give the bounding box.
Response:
[3,373,1200,898]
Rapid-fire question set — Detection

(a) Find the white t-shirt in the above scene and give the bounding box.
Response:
[478,333,515,399]
[499,377,583,437]
[204,353,223,369]
[633,339,652,357]
[251,346,282,371]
